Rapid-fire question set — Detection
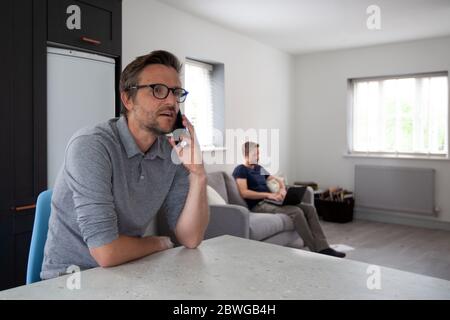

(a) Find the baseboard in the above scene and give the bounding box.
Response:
[354,208,450,232]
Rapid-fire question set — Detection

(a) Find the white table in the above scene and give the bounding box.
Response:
[1,235,449,299]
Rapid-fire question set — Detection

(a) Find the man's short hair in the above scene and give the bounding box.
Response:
[242,141,259,158]
[119,50,182,115]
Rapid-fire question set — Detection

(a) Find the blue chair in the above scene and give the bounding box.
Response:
[26,189,52,284]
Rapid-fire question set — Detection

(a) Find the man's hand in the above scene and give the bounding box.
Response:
[158,236,174,250]
[266,192,284,202]
[279,188,287,198]
[169,115,205,177]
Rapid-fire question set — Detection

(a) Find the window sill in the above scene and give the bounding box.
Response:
[343,152,450,161]
[201,146,227,152]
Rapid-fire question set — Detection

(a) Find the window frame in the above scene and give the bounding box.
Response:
[184,57,225,151]
[347,71,450,160]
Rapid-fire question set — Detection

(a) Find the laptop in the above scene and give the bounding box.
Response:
[264,186,307,206]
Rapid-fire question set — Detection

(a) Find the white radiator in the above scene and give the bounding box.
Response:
[354,165,436,216]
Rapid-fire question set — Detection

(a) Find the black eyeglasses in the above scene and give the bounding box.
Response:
[126,83,189,103]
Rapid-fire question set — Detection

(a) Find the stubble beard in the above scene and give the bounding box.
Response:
[134,106,174,136]
[144,117,173,136]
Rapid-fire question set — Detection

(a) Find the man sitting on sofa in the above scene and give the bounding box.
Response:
[232,141,345,258]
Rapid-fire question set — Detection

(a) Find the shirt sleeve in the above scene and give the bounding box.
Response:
[161,164,190,231]
[260,166,271,179]
[232,165,248,180]
[64,135,119,248]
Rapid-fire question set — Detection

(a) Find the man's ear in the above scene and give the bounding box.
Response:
[120,91,133,113]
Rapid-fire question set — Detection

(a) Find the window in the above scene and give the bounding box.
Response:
[349,73,449,158]
[184,58,224,149]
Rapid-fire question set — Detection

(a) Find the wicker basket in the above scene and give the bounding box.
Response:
[315,198,354,223]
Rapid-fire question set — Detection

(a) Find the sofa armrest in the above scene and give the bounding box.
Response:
[205,204,250,240]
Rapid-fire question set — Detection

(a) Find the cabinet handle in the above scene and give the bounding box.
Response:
[81,36,101,45]
[12,204,36,212]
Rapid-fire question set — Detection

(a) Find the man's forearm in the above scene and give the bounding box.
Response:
[175,173,209,248]
[278,179,287,191]
[89,235,170,268]
[241,189,271,200]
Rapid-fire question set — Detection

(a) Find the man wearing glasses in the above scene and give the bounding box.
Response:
[41,50,209,280]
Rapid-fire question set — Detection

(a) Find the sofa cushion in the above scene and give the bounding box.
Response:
[222,172,248,208]
[207,172,229,203]
[249,213,295,241]
[275,213,295,231]
[207,185,227,205]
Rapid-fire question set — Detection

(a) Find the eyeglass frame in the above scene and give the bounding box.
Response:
[125,83,189,103]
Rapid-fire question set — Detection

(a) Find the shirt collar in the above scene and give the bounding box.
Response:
[117,116,168,160]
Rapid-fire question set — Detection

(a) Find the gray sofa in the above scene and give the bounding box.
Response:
[205,171,313,249]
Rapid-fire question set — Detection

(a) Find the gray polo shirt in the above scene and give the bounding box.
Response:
[41,116,189,280]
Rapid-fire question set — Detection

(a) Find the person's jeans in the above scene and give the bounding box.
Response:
[251,201,329,252]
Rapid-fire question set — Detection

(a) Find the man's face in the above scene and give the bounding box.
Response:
[125,64,181,135]
[248,147,259,165]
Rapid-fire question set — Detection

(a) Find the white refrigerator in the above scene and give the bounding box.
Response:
[47,47,116,187]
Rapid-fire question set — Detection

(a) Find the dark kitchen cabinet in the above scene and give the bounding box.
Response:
[0,0,121,290]
[48,0,121,56]
[0,0,46,291]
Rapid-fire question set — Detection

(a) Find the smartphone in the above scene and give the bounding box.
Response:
[172,110,187,144]
[174,110,186,131]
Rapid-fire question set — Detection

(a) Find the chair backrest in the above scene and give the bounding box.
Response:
[206,172,229,203]
[26,189,52,284]
[206,171,248,208]
[221,172,248,208]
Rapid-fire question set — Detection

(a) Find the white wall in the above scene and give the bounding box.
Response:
[122,0,294,178]
[294,36,450,223]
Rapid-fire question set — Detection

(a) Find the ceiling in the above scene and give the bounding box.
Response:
[157,0,450,54]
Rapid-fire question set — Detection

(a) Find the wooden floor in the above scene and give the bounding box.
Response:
[320,219,450,281]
